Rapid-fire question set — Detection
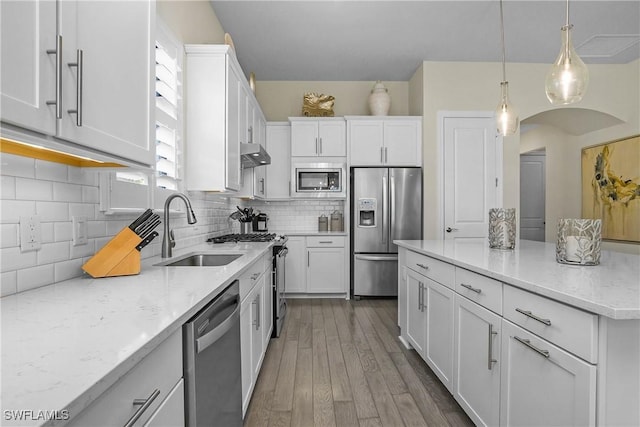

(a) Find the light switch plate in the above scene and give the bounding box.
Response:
[72,216,88,246]
[19,216,42,252]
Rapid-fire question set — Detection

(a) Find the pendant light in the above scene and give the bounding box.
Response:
[545,0,589,105]
[495,0,519,136]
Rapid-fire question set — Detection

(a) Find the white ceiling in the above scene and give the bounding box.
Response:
[210,0,640,81]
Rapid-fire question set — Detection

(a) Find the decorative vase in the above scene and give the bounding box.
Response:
[556,219,601,265]
[488,208,517,250]
[368,81,391,116]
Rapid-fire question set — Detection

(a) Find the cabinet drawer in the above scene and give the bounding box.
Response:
[503,285,598,363]
[240,254,268,303]
[67,329,182,426]
[455,268,503,315]
[406,250,454,289]
[306,236,345,247]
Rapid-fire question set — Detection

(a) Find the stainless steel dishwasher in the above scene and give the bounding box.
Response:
[183,280,241,426]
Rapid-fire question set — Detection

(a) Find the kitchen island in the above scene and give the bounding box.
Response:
[395,239,640,427]
[0,241,274,426]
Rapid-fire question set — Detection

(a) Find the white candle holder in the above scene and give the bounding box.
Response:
[489,208,516,250]
[556,219,602,265]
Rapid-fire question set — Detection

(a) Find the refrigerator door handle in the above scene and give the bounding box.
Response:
[382,175,388,245]
[390,174,396,241]
[355,254,398,262]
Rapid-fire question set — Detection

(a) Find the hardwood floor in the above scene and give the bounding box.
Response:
[244,299,474,427]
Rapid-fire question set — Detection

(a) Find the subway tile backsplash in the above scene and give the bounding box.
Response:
[1,152,345,296]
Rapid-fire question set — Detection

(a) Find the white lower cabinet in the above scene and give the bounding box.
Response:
[500,320,596,427]
[285,236,347,295]
[405,268,427,355]
[67,330,183,426]
[263,264,273,348]
[424,278,455,392]
[454,295,501,427]
[307,247,345,293]
[284,236,306,293]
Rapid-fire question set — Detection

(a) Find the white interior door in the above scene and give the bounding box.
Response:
[520,152,546,242]
[443,114,501,240]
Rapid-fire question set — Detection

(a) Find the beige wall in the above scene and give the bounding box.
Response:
[420,60,639,252]
[408,64,424,116]
[255,81,409,121]
[157,0,225,44]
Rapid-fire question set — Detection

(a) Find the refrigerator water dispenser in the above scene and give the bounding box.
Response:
[358,198,377,227]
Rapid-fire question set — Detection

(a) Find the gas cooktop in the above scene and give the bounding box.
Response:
[207,233,278,244]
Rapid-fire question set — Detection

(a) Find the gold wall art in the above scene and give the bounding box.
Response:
[302,92,335,117]
[581,135,640,243]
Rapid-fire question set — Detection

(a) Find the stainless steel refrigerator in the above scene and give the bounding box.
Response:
[351,167,422,298]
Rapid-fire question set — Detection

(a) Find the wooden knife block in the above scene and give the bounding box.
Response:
[82,228,142,278]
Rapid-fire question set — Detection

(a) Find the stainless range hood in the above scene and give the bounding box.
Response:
[241,143,271,168]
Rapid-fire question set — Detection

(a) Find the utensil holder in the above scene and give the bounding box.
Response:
[488,208,516,250]
[556,219,601,265]
[82,227,142,278]
[240,222,251,234]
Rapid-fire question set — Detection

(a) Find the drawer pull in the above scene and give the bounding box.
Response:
[515,308,552,326]
[461,283,482,294]
[488,323,498,370]
[514,336,550,359]
[416,263,429,270]
[123,388,160,427]
[319,241,333,244]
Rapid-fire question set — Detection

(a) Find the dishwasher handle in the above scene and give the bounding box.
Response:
[196,303,240,354]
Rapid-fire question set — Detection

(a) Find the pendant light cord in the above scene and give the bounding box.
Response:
[499,0,506,82]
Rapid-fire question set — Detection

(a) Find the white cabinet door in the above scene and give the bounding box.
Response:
[307,247,345,293]
[318,120,346,156]
[263,264,273,347]
[291,121,319,157]
[284,236,306,293]
[143,379,185,427]
[251,277,264,379]
[240,293,253,414]
[0,0,57,135]
[500,320,596,427]
[58,0,154,166]
[405,268,427,356]
[454,295,501,427]
[349,120,384,166]
[384,120,421,166]
[425,277,455,393]
[265,123,291,199]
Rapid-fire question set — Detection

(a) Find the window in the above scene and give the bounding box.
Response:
[104,20,184,213]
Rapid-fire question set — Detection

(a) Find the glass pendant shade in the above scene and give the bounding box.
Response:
[545,24,589,105]
[496,81,519,136]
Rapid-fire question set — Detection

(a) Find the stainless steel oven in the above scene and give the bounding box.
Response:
[272,242,288,337]
[291,163,346,198]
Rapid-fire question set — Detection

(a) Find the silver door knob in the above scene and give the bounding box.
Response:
[446,227,459,233]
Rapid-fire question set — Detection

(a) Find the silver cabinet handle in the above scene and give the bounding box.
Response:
[248,126,253,143]
[461,283,482,294]
[488,323,498,370]
[46,35,63,118]
[446,227,459,233]
[318,241,333,244]
[319,137,323,154]
[416,263,429,270]
[384,147,388,163]
[315,137,319,155]
[380,147,384,163]
[260,178,265,194]
[253,295,260,330]
[67,49,83,126]
[514,336,550,358]
[308,251,310,267]
[515,308,552,326]
[418,282,424,312]
[123,388,160,427]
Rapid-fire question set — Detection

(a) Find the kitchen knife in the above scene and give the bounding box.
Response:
[129,209,153,232]
[136,216,161,237]
[136,231,158,251]
[134,213,160,234]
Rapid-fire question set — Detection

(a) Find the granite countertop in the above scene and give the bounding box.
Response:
[394,239,640,320]
[0,241,274,427]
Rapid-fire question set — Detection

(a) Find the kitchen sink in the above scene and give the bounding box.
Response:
[155,253,243,267]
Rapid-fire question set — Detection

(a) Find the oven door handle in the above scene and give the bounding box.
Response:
[196,303,240,354]
[278,247,288,257]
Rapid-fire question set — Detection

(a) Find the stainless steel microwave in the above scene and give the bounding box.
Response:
[291,163,346,198]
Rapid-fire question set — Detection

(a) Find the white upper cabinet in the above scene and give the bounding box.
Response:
[290,118,346,157]
[185,45,245,192]
[1,0,155,166]
[1,0,57,135]
[347,117,422,166]
[265,123,291,200]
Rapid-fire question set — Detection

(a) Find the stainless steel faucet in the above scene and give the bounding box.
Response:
[161,192,197,258]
